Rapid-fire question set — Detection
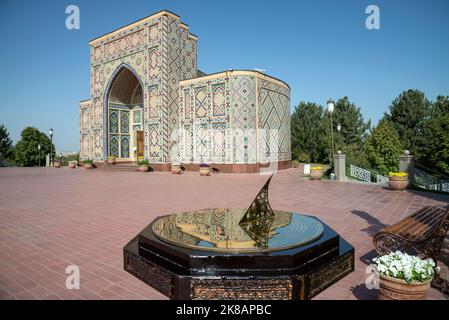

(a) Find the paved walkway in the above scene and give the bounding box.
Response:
[0,167,448,300]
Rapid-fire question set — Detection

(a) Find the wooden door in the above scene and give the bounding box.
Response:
[137,130,144,160]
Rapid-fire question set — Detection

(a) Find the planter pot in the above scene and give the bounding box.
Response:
[379,274,431,300]
[53,161,61,168]
[199,167,211,176]
[171,164,183,174]
[84,163,93,169]
[68,162,77,169]
[107,158,116,165]
[388,176,408,191]
[310,169,323,180]
[139,165,149,172]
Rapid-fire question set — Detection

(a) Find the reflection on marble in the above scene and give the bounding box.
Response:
[152,209,324,252]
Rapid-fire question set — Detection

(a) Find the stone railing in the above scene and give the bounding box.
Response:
[348,164,388,184]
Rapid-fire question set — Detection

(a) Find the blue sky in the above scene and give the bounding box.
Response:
[0,0,448,151]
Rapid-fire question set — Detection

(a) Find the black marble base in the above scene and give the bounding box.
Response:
[123,213,354,300]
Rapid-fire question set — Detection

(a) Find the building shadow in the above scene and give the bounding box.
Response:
[351,210,388,236]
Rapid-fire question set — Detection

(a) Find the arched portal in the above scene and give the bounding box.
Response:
[105,65,143,161]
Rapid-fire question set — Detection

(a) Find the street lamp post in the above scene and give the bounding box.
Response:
[337,123,341,151]
[38,144,41,167]
[327,99,335,164]
[59,153,62,166]
[49,128,54,166]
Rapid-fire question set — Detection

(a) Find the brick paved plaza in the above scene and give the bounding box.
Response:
[0,167,448,300]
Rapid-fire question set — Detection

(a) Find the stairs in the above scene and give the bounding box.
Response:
[96,163,139,172]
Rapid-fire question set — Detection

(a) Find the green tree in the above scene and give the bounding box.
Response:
[291,102,328,163]
[345,143,370,168]
[14,127,55,167]
[364,119,403,175]
[384,89,431,158]
[417,95,449,174]
[332,97,371,146]
[0,125,13,165]
[433,95,449,117]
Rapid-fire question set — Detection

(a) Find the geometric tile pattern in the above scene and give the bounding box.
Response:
[120,111,130,134]
[212,122,226,157]
[148,124,160,158]
[108,109,131,158]
[184,89,191,119]
[259,80,291,162]
[148,86,159,118]
[104,30,145,57]
[109,135,119,158]
[195,87,207,118]
[212,84,225,116]
[79,100,93,160]
[179,72,291,165]
[195,124,208,158]
[120,136,130,158]
[81,11,200,163]
[109,110,119,134]
[178,74,231,164]
[80,11,291,165]
[148,47,159,79]
[232,75,257,164]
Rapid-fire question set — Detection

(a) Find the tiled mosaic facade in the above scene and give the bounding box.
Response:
[79,11,290,166]
[79,11,197,162]
[179,71,291,165]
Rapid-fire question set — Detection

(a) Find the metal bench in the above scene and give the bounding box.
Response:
[374,205,449,293]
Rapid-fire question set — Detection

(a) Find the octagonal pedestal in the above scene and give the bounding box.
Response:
[123,210,354,300]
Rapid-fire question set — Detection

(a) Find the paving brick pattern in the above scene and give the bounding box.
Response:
[0,167,448,300]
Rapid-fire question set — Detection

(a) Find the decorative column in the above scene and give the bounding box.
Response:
[399,150,415,184]
[333,151,346,181]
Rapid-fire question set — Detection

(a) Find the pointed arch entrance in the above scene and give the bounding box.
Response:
[104,65,144,162]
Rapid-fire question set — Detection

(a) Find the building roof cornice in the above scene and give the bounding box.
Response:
[89,10,197,46]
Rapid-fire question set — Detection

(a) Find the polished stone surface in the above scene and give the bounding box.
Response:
[152,209,324,253]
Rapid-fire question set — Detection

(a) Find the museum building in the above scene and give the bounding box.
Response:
[79,10,291,172]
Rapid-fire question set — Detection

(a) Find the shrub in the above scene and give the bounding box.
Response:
[84,159,93,164]
[138,159,149,166]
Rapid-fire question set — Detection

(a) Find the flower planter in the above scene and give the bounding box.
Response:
[139,165,149,172]
[53,161,60,168]
[379,274,431,300]
[199,166,211,176]
[310,169,323,180]
[68,161,77,169]
[171,164,183,174]
[107,158,116,165]
[84,163,93,169]
[388,176,408,191]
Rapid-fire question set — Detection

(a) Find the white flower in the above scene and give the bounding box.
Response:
[372,251,436,283]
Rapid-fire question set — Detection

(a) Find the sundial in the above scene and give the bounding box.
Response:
[151,175,324,252]
[124,174,354,300]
